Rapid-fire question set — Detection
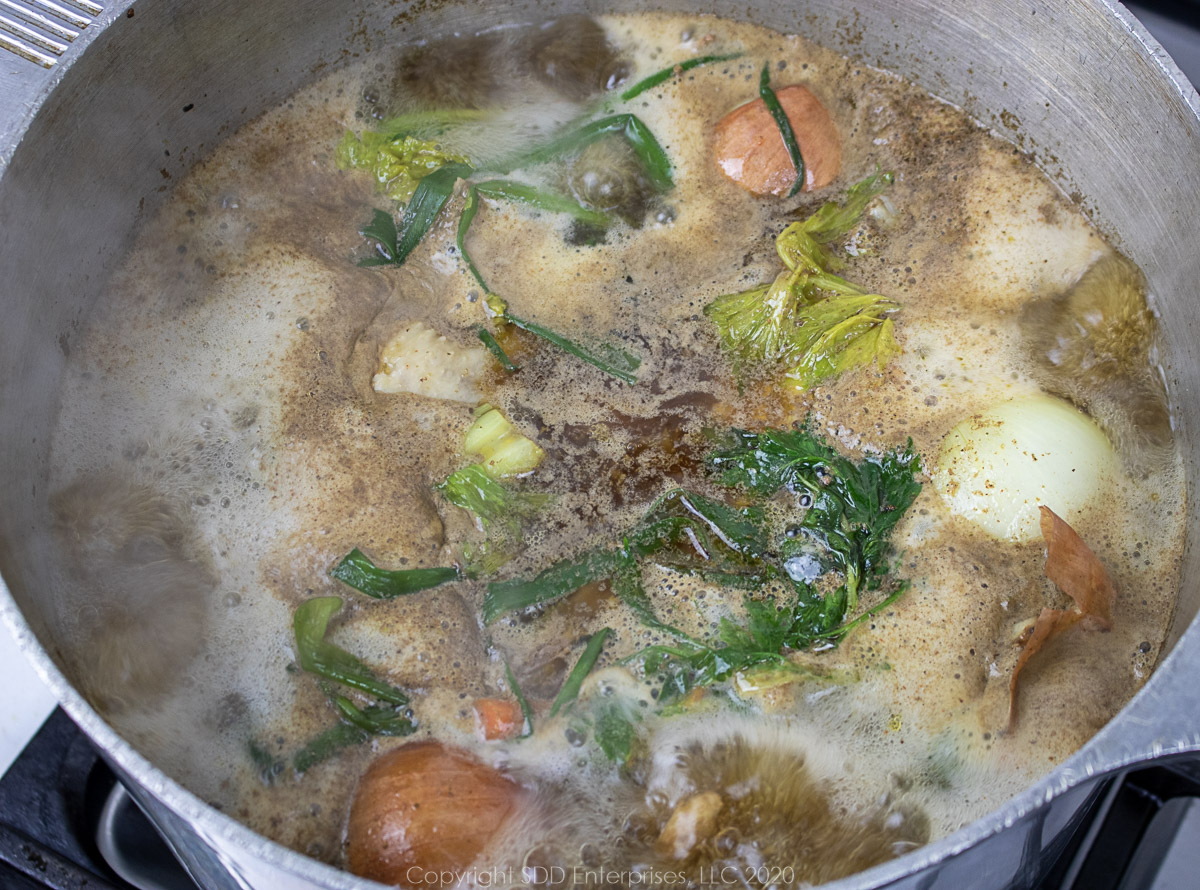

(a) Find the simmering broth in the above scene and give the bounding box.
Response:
[47,10,1183,884]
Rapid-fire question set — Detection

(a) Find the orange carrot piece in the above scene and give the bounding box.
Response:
[473,697,525,740]
[713,84,841,196]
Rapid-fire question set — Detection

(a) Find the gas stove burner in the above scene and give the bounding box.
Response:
[0,709,197,890]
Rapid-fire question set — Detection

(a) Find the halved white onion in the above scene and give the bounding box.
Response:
[933,394,1115,543]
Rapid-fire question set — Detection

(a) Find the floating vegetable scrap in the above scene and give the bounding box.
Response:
[344,54,744,382]
[479,424,921,703]
[286,596,417,772]
[713,65,841,196]
[437,404,550,573]
[705,170,901,389]
[1008,506,1117,729]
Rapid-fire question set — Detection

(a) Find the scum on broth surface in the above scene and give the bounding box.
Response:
[46,11,1183,867]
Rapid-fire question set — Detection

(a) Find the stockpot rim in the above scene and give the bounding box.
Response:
[2,1,1199,888]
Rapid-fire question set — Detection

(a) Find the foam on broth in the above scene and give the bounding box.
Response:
[47,11,1183,880]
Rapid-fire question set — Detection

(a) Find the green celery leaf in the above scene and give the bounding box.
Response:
[437,464,549,535]
[705,171,899,388]
[337,130,471,203]
[776,168,895,273]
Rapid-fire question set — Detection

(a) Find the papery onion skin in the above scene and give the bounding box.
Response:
[933,395,1116,543]
[346,741,524,887]
[712,84,841,196]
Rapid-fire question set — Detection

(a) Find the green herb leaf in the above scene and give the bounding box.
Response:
[758,62,806,198]
[550,628,612,716]
[501,114,673,193]
[505,311,641,384]
[474,179,613,226]
[483,547,626,624]
[593,700,639,765]
[292,722,367,773]
[293,596,409,705]
[477,327,519,372]
[331,695,416,736]
[709,425,921,613]
[619,52,746,101]
[504,658,534,738]
[330,548,459,599]
[358,162,473,267]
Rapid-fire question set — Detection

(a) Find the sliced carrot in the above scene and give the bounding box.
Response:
[713,84,841,196]
[473,697,525,740]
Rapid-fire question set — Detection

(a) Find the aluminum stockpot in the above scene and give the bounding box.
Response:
[2,2,1199,888]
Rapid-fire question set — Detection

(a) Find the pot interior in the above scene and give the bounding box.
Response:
[1,0,1198,887]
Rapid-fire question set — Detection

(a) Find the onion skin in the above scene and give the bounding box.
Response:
[712,85,841,196]
[346,741,524,887]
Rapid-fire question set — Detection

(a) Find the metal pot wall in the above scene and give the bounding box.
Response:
[2,1,1199,888]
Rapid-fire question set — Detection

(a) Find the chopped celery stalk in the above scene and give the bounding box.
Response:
[504,658,534,737]
[477,327,519,372]
[549,628,612,716]
[330,548,459,599]
[292,596,409,705]
[758,63,806,198]
[463,405,544,478]
[619,52,745,101]
[336,130,470,203]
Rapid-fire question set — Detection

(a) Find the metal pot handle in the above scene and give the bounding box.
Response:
[0,1,121,170]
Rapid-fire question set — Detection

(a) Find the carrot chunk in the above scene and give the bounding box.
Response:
[473,697,525,740]
[713,84,841,196]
